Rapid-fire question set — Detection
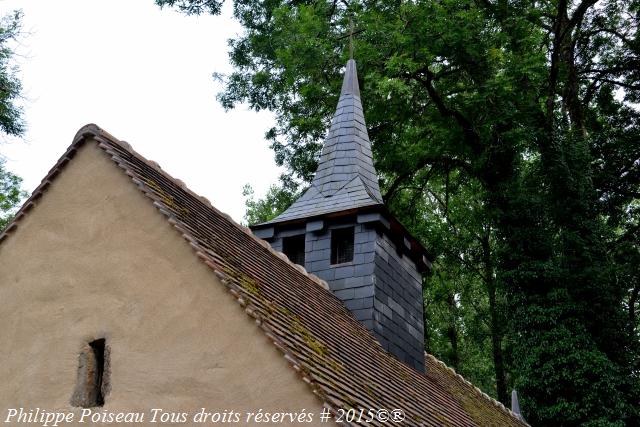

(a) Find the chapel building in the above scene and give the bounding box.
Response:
[0,60,527,427]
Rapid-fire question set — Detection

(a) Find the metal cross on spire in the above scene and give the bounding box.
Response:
[338,15,364,60]
[349,17,354,59]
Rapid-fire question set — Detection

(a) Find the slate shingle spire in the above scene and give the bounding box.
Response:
[251,59,433,372]
[265,59,383,224]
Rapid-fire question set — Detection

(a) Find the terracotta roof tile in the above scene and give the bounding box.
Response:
[0,124,528,427]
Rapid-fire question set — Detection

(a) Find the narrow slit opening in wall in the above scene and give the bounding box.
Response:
[283,234,306,266]
[71,337,109,408]
[89,338,105,406]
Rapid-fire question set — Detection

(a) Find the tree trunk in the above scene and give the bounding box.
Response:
[630,281,640,340]
[446,292,460,370]
[482,233,508,405]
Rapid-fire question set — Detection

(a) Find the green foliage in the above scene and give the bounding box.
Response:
[0,9,26,231]
[154,0,222,15]
[0,10,25,137]
[159,0,640,424]
[0,159,25,231]
[242,174,299,225]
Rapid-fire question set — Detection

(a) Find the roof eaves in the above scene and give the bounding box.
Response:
[380,206,434,263]
[252,203,433,271]
[251,204,383,229]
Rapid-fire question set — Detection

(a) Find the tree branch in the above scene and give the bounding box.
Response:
[593,78,640,92]
[411,68,484,156]
[567,0,600,32]
[579,27,635,49]
[384,156,474,203]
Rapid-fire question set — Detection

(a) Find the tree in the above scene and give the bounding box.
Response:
[158,0,640,424]
[0,9,26,231]
[0,159,24,230]
[241,174,300,225]
[0,10,25,138]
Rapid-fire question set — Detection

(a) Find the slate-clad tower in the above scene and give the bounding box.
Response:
[251,59,432,371]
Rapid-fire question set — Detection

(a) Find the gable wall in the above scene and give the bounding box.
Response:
[0,141,327,425]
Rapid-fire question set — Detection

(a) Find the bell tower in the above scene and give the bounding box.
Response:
[251,59,432,371]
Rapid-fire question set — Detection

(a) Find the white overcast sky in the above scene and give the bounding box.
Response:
[1,0,281,222]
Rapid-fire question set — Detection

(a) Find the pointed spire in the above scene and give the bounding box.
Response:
[263,59,383,225]
[313,59,380,199]
[341,59,360,97]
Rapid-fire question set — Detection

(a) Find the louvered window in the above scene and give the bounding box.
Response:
[283,234,305,266]
[331,227,355,264]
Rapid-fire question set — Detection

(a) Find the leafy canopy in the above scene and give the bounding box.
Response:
[0,9,27,231]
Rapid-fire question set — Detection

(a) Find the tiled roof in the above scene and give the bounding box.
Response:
[262,60,383,225]
[0,124,528,427]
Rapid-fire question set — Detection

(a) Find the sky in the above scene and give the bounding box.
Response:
[1,0,281,223]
